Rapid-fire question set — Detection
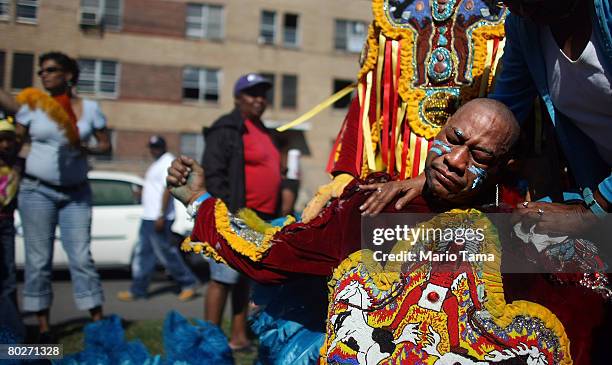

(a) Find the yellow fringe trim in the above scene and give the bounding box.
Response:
[180,237,227,265]
[459,23,506,104]
[357,22,380,80]
[326,209,572,364]
[214,200,294,262]
[371,0,408,40]
[16,88,80,146]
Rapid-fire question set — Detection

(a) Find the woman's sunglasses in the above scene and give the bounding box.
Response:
[37,67,62,76]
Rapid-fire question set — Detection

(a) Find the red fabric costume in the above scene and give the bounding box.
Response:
[191,175,431,284]
[189,175,610,363]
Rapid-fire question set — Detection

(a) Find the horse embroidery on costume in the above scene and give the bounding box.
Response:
[321,210,571,365]
[327,280,421,365]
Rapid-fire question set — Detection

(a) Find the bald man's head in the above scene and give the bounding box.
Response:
[424,98,519,204]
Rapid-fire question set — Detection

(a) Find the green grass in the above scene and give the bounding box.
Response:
[53,318,257,364]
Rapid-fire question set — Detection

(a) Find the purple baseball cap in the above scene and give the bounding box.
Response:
[234,73,272,96]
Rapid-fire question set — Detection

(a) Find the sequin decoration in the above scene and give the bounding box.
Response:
[475,312,564,364]
[428,47,454,83]
[384,0,430,28]
[229,216,267,248]
[419,90,459,128]
[322,210,571,365]
[432,0,458,21]
[376,0,507,138]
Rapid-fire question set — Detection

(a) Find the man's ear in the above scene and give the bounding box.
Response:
[504,158,520,173]
[487,157,518,186]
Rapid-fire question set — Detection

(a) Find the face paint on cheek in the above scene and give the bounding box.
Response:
[432,140,451,153]
[468,165,487,190]
[430,147,443,156]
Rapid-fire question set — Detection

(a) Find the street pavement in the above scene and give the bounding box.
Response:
[17,267,211,327]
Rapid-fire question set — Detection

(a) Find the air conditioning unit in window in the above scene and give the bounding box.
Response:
[79,11,102,28]
[354,22,366,34]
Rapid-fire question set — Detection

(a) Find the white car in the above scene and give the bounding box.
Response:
[14,171,193,268]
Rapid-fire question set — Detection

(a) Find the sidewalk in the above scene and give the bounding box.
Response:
[17,269,207,326]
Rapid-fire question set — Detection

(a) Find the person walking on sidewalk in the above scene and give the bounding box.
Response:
[118,135,198,301]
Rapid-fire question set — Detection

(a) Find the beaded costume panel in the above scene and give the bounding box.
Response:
[320,210,572,365]
[329,0,507,178]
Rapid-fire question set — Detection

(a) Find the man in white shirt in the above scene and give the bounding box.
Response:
[118,135,198,301]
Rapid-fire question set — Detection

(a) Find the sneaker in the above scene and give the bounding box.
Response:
[117,290,139,301]
[177,288,196,302]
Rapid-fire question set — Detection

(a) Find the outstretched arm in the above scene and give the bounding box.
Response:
[167,155,208,206]
[167,155,371,284]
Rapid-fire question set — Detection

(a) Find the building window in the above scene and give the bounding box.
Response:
[11,53,33,90]
[283,13,299,47]
[281,74,297,109]
[334,19,367,52]
[180,133,205,161]
[0,0,9,20]
[77,59,119,98]
[259,72,275,107]
[16,0,38,23]
[186,3,224,40]
[80,0,123,30]
[332,79,354,109]
[182,67,220,102]
[259,10,276,45]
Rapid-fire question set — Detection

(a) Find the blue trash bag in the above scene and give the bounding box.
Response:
[57,315,150,365]
[0,325,20,346]
[162,310,233,365]
[251,310,324,365]
[250,277,327,365]
[0,296,25,342]
[0,325,23,365]
[0,325,52,365]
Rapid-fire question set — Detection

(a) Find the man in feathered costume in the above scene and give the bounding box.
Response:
[168,97,611,364]
[169,1,611,364]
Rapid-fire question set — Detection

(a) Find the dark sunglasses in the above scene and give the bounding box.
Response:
[37,67,62,76]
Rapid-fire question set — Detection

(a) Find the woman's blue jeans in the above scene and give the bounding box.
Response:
[18,177,104,312]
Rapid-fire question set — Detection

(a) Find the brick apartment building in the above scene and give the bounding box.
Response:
[0,0,372,204]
